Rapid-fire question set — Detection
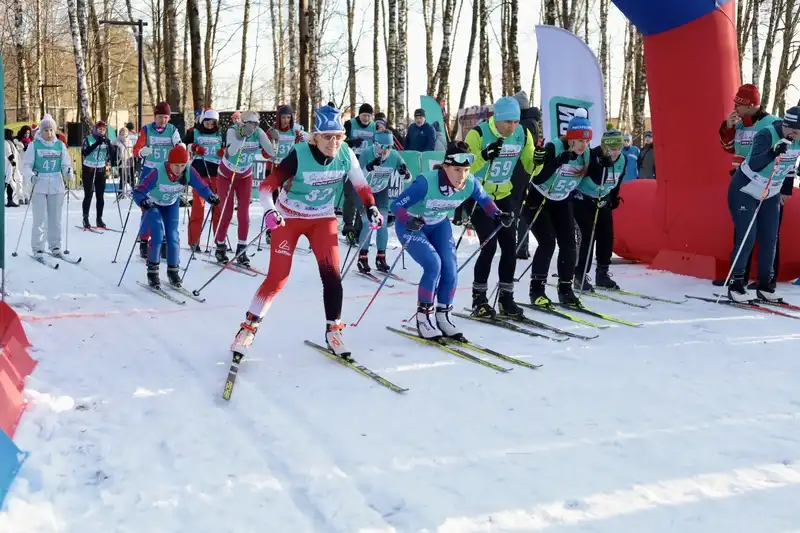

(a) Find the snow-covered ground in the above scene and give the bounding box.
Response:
[1,191,800,533]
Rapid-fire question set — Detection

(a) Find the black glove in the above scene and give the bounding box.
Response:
[599,154,614,167]
[398,163,408,176]
[405,215,425,232]
[366,157,382,172]
[773,138,791,155]
[140,198,154,210]
[367,205,384,228]
[481,138,504,161]
[557,150,578,164]
[610,196,622,210]
[207,193,221,206]
[495,211,514,228]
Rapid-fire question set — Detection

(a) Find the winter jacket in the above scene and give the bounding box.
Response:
[638,144,655,179]
[403,122,437,152]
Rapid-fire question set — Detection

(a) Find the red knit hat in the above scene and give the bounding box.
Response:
[167,145,189,164]
[154,101,171,116]
[734,84,760,107]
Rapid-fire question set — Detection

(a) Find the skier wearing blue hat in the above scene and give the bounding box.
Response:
[227,105,383,362]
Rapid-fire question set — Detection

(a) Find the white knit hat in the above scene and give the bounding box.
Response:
[242,111,260,124]
[39,114,57,130]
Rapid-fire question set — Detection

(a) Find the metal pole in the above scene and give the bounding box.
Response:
[137,19,144,130]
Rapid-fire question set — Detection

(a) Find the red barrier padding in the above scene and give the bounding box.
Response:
[2,338,36,387]
[0,371,24,439]
[0,356,22,393]
[0,302,31,348]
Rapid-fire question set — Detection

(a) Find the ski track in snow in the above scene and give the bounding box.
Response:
[2,196,800,532]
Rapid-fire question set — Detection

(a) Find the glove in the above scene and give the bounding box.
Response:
[405,215,425,232]
[599,154,614,167]
[191,144,207,156]
[206,193,220,206]
[138,146,153,158]
[557,150,578,164]
[773,138,792,155]
[264,209,285,230]
[367,206,384,229]
[533,147,547,165]
[398,163,409,177]
[140,198,154,210]
[366,157,381,172]
[261,149,271,159]
[610,196,622,210]
[481,138,504,161]
[495,211,514,228]
[217,147,226,157]
[350,138,364,147]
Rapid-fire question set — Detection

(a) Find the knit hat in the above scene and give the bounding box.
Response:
[231,111,242,121]
[493,96,521,122]
[784,106,800,129]
[202,108,220,122]
[167,145,190,164]
[734,84,761,107]
[601,129,624,149]
[95,120,107,129]
[278,104,293,116]
[374,132,393,146]
[566,108,592,141]
[242,111,260,124]
[645,130,653,138]
[414,108,425,117]
[313,105,345,133]
[358,103,374,115]
[154,101,171,116]
[39,114,56,131]
[623,133,632,141]
[513,91,531,111]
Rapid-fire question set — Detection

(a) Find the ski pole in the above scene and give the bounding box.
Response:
[112,164,145,263]
[509,198,550,284]
[457,224,503,273]
[191,227,268,296]
[63,173,72,255]
[11,180,37,257]
[341,228,374,280]
[577,200,601,297]
[213,142,245,248]
[117,215,148,287]
[181,206,213,282]
[349,236,411,328]
[256,212,266,251]
[716,156,783,302]
[112,166,124,226]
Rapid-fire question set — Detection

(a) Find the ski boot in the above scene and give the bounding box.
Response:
[342,225,358,246]
[375,251,390,273]
[573,274,594,292]
[595,267,619,290]
[727,278,754,303]
[325,320,352,360]
[529,278,552,307]
[139,240,148,259]
[416,301,443,340]
[166,265,182,287]
[215,242,229,263]
[497,282,524,317]
[557,280,582,306]
[357,251,371,274]
[756,281,782,303]
[96,217,106,229]
[146,262,161,289]
[471,285,496,318]
[435,304,465,341]
[235,244,251,267]
[50,247,62,258]
[231,312,262,359]
[82,215,91,229]
[188,243,202,253]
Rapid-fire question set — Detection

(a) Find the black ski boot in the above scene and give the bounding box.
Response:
[146,262,160,288]
[497,282,524,317]
[139,240,148,259]
[96,217,106,229]
[82,215,91,229]
[470,285,496,318]
[557,280,582,306]
[166,265,182,287]
[342,225,358,246]
[231,312,262,359]
[375,251,390,273]
[573,274,594,292]
[215,242,229,263]
[595,267,619,290]
[235,244,251,267]
[357,251,371,274]
[529,278,552,306]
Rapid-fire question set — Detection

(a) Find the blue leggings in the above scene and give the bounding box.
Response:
[359,208,389,252]
[396,219,458,306]
[145,202,181,265]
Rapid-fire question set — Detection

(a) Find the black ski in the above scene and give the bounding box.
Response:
[498,313,599,340]
[222,353,244,401]
[455,310,568,342]
[518,301,611,329]
[304,340,408,394]
[386,326,512,372]
[355,271,395,288]
[136,281,186,304]
[30,254,59,269]
[75,225,103,234]
[687,294,800,320]
[164,283,206,303]
[199,256,259,277]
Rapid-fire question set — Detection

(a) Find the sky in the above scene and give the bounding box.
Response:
[131,0,799,120]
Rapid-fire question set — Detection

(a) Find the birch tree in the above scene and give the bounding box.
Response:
[373,0,380,110]
[236,0,251,109]
[187,0,204,108]
[14,3,31,121]
[67,0,91,124]
[395,0,407,124]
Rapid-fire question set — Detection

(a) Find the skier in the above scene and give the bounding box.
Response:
[21,114,72,260]
[573,129,626,292]
[726,106,800,303]
[391,141,512,340]
[133,145,220,288]
[214,111,276,267]
[80,121,114,229]
[229,105,381,360]
[133,102,184,259]
[716,84,783,288]
[269,104,305,167]
[525,108,596,307]
[356,131,410,274]
[341,103,376,244]
[464,95,535,318]
[184,108,223,251]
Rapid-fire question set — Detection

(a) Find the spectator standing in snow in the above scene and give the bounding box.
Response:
[621,133,640,182]
[404,109,437,152]
[638,131,655,179]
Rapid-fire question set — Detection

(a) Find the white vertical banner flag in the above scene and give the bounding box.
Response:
[535,25,606,147]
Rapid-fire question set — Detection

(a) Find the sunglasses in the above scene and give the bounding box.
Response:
[376,143,392,150]
[445,152,475,165]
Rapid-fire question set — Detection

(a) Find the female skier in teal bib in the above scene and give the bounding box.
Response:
[391,141,512,340]
[356,131,410,274]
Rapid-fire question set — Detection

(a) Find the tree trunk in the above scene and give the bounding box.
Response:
[373,0,380,110]
[77,0,88,63]
[288,0,298,109]
[182,10,189,114]
[14,3,31,121]
[508,0,521,93]
[125,0,156,109]
[422,0,436,94]
[347,0,357,113]
[500,0,509,94]
[618,21,633,130]
[737,0,753,76]
[270,0,281,107]
[395,0,407,125]
[88,0,108,120]
[544,0,557,25]
[277,1,286,104]
[299,0,309,128]
[67,0,91,124]
[432,0,455,103]
[187,0,204,109]
[751,0,761,85]
[164,0,181,111]
[308,0,320,109]
[478,0,492,104]
[456,0,478,136]
[599,0,609,112]
[772,0,800,115]
[236,0,251,109]
[151,0,163,103]
[386,0,397,124]
[759,0,780,110]
[631,29,647,144]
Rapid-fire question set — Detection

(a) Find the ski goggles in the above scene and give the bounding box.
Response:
[375,142,392,150]
[444,152,475,166]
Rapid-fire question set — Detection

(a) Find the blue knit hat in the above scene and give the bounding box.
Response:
[493,96,521,122]
[784,106,800,129]
[566,108,592,141]
[374,132,393,146]
[313,105,345,133]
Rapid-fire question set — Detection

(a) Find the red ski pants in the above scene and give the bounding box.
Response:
[188,176,219,246]
[214,164,252,244]
[247,217,342,321]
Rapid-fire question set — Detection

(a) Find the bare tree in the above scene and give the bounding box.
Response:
[270,0,282,106]
[395,0,407,124]
[478,0,492,104]
[455,0,478,136]
[88,0,109,120]
[422,0,436,93]
[631,28,647,144]
[431,0,455,102]
[236,0,251,109]
[599,0,609,111]
[13,3,31,120]
[126,0,156,109]
[386,0,397,123]
[373,0,380,110]
[299,0,309,127]
[187,0,204,109]
[772,0,800,115]
[751,0,762,85]
[288,0,298,109]
[346,0,356,112]
[508,0,521,93]
[67,0,91,123]
[204,0,223,106]
[759,0,781,109]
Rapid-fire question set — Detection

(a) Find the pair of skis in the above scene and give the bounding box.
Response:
[30,251,83,269]
[137,280,207,304]
[686,294,800,320]
[74,225,122,235]
[455,310,598,341]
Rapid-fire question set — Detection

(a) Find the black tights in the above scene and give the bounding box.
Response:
[528,189,576,282]
[573,196,614,277]
[82,166,107,219]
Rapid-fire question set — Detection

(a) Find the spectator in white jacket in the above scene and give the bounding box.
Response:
[4,129,24,207]
[21,114,72,258]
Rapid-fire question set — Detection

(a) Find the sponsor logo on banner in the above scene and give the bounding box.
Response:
[548,96,594,141]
